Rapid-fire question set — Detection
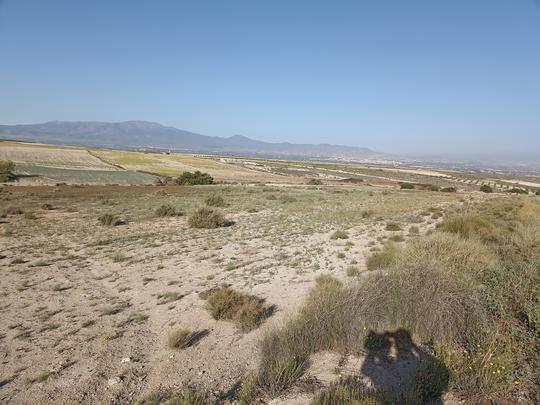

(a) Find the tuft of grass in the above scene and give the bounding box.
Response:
[101,302,130,316]
[388,234,405,242]
[408,225,420,235]
[158,291,181,305]
[155,204,183,217]
[307,178,323,185]
[366,242,399,271]
[204,194,226,207]
[313,378,381,405]
[111,251,127,263]
[167,328,194,349]
[346,265,360,277]
[206,287,268,332]
[168,388,207,405]
[188,207,225,229]
[330,229,349,240]
[98,213,124,226]
[385,222,401,231]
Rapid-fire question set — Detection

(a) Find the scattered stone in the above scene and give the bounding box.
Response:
[107,376,122,387]
[121,357,131,364]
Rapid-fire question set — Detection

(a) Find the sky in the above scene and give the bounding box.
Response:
[0,1,539,156]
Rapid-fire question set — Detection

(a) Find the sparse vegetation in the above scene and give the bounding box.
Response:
[204,194,226,207]
[155,204,183,217]
[0,160,15,182]
[167,328,194,349]
[188,207,225,228]
[176,171,214,185]
[440,186,457,193]
[366,242,399,270]
[98,213,124,226]
[307,178,323,185]
[384,222,401,231]
[480,184,493,193]
[400,182,415,189]
[205,287,267,332]
[330,229,349,240]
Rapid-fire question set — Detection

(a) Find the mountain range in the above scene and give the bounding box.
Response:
[0,121,385,161]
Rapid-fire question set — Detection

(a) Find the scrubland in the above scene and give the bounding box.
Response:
[0,150,539,404]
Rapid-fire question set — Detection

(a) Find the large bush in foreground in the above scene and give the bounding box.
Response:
[176,170,214,185]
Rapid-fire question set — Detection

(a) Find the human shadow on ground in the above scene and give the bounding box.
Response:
[360,329,449,404]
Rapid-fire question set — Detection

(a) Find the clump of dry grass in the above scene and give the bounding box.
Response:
[256,229,496,397]
[188,207,225,229]
[204,194,226,207]
[98,213,124,226]
[206,287,268,332]
[155,204,183,217]
[385,222,401,231]
[330,229,348,240]
[167,328,194,349]
[366,242,399,271]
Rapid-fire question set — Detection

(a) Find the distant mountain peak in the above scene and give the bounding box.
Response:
[0,120,382,161]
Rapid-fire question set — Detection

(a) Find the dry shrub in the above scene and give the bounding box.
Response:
[204,194,226,207]
[313,378,382,405]
[385,223,401,231]
[366,242,399,271]
[155,204,183,217]
[206,288,267,332]
[188,207,225,229]
[330,229,348,240]
[167,328,193,349]
[98,213,124,226]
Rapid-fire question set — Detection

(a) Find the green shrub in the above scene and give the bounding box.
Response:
[176,171,214,185]
[440,187,457,193]
[206,288,267,332]
[400,183,415,190]
[204,194,226,207]
[0,160,15,182]
[480,184,493,193]
[187,207,225,229]
[155,204,183,217]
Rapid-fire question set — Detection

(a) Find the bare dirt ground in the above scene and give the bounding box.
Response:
[0,183,474,404]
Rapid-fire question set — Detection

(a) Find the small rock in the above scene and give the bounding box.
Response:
[121,357,131,364]
[107,376,122,387]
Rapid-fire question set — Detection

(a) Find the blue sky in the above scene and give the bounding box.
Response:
[0,1,539,155]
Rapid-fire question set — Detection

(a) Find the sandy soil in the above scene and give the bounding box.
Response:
[0,184,467,404]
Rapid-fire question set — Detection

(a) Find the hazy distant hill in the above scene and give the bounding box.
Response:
[0,121,384,161]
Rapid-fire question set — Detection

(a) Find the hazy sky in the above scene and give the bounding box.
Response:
[1,1,539,155]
